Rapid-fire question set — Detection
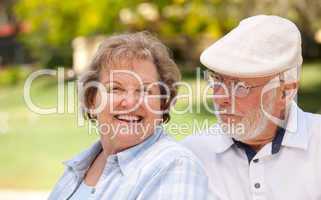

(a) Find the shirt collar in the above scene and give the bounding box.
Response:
[210,100,309,154]
[233,127,285,163]
[63,125,166,178]
[282,101,309,150]
[63,141,102,179]
[116,125,165,176]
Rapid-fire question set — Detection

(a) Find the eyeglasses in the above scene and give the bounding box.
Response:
[204,70,282,98]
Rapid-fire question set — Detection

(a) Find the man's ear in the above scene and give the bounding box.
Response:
[275,82,298,118]
[274,81,298,109]
[281,82,299,99]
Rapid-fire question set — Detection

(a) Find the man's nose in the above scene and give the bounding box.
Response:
[212,84,232,107]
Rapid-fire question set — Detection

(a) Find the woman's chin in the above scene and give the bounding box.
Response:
[109,123,152,141]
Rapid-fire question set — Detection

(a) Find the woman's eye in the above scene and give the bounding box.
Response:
[144,88,150,94]
[137,87,151,96]
[140,88,149,95]
[113,87,124,92]
[145,87,156,95]
[106,86,122,93]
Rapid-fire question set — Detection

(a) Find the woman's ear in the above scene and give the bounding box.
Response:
[87,89,98,119]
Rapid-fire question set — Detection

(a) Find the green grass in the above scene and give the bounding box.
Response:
[0,62,320,190]
[0,77,98,189]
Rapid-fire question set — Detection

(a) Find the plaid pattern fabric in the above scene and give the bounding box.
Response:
[48,126,214,200]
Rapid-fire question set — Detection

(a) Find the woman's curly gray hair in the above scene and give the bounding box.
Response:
[79,31,181,123]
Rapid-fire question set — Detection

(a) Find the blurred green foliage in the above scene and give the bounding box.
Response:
[13,0,321,67]
[13,0,245,68]
[0,66,30,86]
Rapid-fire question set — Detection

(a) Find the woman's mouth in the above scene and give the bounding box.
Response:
[114,114,144,123]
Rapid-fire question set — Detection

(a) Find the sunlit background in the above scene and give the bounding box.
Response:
[0,0,321,198]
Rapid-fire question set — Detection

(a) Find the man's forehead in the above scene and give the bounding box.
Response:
[216,72,278,84]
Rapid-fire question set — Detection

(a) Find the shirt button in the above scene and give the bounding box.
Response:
[91,188,96,194]
[253,159,259,163]
[254,183,261,189]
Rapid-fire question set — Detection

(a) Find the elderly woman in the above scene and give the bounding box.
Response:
[48,32,211,200]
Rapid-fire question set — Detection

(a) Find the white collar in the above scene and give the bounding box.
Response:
[282,101,309,150]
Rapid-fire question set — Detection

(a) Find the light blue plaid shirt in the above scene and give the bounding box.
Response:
[48,126,214,200]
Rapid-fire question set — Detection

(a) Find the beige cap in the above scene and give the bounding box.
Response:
[200,15,302,78]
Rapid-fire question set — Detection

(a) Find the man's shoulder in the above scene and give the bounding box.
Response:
[182,127,219,147]
[305,110,321,125]
[181,124,233,159]
[304,110,321,142]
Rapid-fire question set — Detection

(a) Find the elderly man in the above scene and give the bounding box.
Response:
[182,15,321,200]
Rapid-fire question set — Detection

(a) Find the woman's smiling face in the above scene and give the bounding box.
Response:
[93,58,163,152]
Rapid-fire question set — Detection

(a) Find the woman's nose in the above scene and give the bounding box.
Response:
[119,91,141,109]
